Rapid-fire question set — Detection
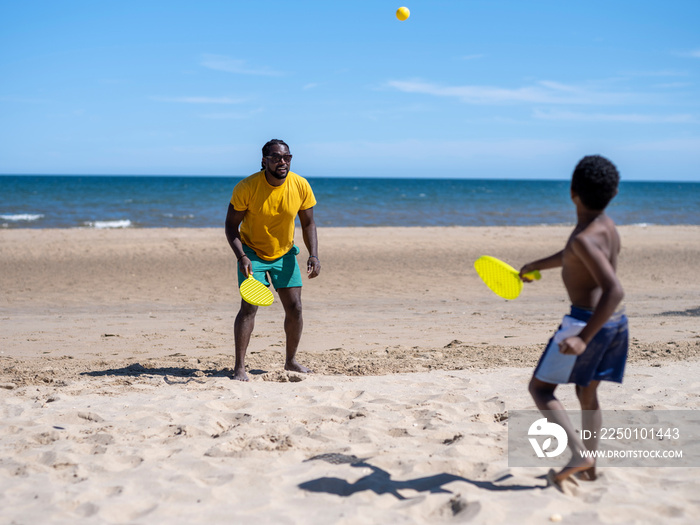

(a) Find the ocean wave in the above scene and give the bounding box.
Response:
[162,213,195,219]
[0,213,44,222]
[84,220,133,229]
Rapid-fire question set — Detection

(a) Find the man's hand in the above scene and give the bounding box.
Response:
[238,255,252,277]
[307,256,320,278]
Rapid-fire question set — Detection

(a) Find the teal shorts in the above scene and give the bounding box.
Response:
[238,244,302,290]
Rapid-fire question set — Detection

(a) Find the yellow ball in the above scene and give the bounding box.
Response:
[396,6,410,21]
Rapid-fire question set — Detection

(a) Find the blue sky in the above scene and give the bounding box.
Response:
[1,0,699,180]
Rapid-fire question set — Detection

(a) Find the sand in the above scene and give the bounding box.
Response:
[1,225,699,524]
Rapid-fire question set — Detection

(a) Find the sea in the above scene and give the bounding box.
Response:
[1,175,698,229]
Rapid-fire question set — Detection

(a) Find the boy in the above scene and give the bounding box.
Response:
[519,155,627,489]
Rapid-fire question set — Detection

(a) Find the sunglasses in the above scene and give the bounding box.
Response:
[265,154,293,163]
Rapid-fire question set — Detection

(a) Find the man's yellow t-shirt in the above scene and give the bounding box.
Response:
[231,170,316,261]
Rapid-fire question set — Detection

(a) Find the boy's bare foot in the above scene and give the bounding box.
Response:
[549,456,595,492]
[231,366,250,382]
[556,456,595,482]
[285,359,312,374]
[574,467,598,481]
[547,469,578,496]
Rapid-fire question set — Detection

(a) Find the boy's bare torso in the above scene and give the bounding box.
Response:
[562,214,620,310]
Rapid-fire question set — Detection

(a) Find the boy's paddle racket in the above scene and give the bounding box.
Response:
[239,274,274,306]
[474,255,541,300]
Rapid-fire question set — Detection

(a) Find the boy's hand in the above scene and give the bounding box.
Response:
[519,264,537,282]
[559,336,587,356]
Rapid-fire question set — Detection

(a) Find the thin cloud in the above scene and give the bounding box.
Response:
[653,82,692,89]
[538,81,582,93]
[623,138,700,152]
[621,69,689,77]
[201,54,283,76]
[534,109,696,124]
[460,54,485,60]
[303,138,574,161]
[676,49,700,58]
[0,96,49,103]
[152,96,246,104]
[199,108,263,120]
[387,79,639,105]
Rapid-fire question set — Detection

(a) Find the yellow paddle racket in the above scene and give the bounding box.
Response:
[474,255,541,300]
[239,274,274,306]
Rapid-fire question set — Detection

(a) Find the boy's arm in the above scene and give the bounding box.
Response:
[519,250,564,280]
[560,236,624,356]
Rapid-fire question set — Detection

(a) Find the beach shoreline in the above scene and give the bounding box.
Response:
[2,225,699,523]
[2,225,699,363]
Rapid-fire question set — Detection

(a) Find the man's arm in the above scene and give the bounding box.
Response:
[298,207,320,278]
[225,203,252,276]
[560,235,624,355]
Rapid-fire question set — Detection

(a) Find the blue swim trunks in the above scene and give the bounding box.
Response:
[237,244,303,290]
[533,306,628,387]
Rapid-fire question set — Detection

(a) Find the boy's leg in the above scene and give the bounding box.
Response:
[528,376,595,487]
[529,376,565,412]
[576,380,602,480]
[233,300,258,381]
[277,286,312,374]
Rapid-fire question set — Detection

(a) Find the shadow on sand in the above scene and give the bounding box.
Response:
[299,453,546,500]
[81,363,240,382]
[657,306,700,317]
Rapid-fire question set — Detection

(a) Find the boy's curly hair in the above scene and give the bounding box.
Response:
[571,155,620,210]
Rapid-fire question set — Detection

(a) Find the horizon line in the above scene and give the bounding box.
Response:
[1,173,699,183]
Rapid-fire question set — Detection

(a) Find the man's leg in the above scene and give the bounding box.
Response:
[276,287,312,373]
[575,380,602,480]
[233,299,258,381]
[528,377,594,488]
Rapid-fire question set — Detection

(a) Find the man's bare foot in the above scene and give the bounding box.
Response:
[285,360,312,374]
[231,367,250,381]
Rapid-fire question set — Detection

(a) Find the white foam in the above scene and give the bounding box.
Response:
[162,213,194,219]
[0,213,44,222]
[84,220,132,229]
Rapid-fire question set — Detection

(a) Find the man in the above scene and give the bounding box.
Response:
[225,139,320,381]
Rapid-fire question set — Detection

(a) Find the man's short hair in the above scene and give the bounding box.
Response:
[262,139,289,157]
[571,155,620,210]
